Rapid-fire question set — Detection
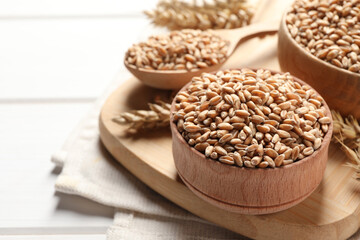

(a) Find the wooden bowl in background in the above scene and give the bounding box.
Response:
[170,70,333,215]
[278,12,360,119]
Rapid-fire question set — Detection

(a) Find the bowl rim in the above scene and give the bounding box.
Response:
[170,68,334,172]
[125,60,188,74]
[280,8,360,78]
[124,59,227,77]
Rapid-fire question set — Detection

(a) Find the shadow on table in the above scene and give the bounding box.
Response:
[54,192,114,218]
[51,165,63,175]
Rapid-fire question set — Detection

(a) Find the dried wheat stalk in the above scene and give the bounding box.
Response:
[144,0,254,30]
[331,110,360,178]
[112,100,171,131]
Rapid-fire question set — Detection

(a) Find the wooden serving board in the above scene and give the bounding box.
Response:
[99,1,360,239]
[99,78,360,240]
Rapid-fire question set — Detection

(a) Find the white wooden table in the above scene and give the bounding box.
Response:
[0,1,157,239]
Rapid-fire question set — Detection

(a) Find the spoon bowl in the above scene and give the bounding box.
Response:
[125,21,279,90]
[125,60,224,90]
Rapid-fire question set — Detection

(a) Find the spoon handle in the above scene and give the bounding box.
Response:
[216,20,280,56]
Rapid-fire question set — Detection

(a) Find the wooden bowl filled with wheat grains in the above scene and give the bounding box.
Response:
[278,0,360,119]
[170,68,333,215]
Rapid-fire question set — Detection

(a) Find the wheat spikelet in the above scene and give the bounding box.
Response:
[144,0,254,30]
[331,110,360,179]
[113,100,171,131]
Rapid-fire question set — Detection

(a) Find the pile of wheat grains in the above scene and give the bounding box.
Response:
[286,0,360,73]
[172,69,331,168]
[125,29,229,71]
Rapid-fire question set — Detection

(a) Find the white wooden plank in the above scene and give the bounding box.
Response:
[0,18,149,100]
[0,103,114,231]
[0,235,105,240]
[0,0,157,17]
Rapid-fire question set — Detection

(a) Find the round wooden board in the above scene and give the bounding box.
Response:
[100,78,360,240]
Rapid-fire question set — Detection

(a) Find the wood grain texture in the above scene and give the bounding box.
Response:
[170,73,333,215]
[278,12,360,119]
[99,79,360,239]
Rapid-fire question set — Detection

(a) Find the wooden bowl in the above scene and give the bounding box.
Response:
[170,69,333,215]
[278,11,360,119]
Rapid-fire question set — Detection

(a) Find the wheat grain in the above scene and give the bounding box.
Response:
[125,29,229,72]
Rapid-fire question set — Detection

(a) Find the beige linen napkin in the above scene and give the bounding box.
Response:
[51,72,246,239]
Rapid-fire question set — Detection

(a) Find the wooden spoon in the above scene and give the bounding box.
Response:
[125,21,279,90]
